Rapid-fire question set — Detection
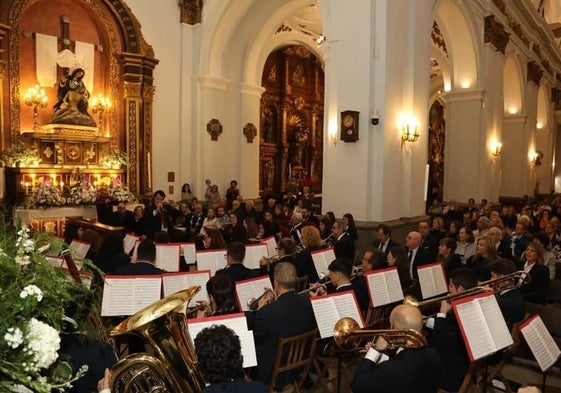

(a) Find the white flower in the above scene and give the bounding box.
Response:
[15,255,31,266]
[26,318,60,371]
[20,285,43,302]
[4,327,23,349]
[10,384,34,393]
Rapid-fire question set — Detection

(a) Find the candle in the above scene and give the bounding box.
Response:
[289,163,292,179]
[147,152,152,189]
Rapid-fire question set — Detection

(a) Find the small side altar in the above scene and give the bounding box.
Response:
[14,206,98,236]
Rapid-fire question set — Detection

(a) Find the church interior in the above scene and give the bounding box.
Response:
[2,0,561,392]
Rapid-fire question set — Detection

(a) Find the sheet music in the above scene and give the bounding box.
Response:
[311,292,363,338]
[45,255,64,268]
[263,236,277,257]
[418,263,447,299]
[244,244,268,270]
[196,250,227,276]
[155,244,180,272]
[162,271,211,303]
[312,249,336,279]
[366,268,404,307]
[180,243,197,265]
[452,292,512,361]
[187,314,257,368]
[101,276,161,316]
[69,240,90,259]
[123,234,140,254]
[311,297,340,338]
[235,276,272,312]
[521,315,561,371]
[478,295,513,351]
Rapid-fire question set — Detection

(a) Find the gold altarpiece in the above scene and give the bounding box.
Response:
[0,0,158,204]
[259,45,324,196]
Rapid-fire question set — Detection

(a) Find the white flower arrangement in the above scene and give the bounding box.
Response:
[109,177,136,203]
[0,224,93,392]
[68,177,97,205]
[30,180,64,208]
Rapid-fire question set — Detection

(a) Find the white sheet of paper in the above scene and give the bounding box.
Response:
[235,276,272,312]
[69,240,90,259]
[101,276,162,316]
[418,263,447,299]
[180,243,197,265]
[244,244,269,270]
[263,236,278,257]
[312,248,336,279]
[162,271,211,304]
[155,244,180,272]
[521,315,561,371]
[123,234,140,255]
[196,250,227,276]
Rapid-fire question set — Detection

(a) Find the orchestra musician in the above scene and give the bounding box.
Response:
[426,268,477,392]
[293,226,323,283]
[245,262,316,390]
[332,220,355,260]
[195,274,239,318]
[489,259,525,329]
[215,242,259,283]
[258,237,297,284]
[351,304,440,393]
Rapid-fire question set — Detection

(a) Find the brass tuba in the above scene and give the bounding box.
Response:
[333,317,427,352]
[110,286,205,393]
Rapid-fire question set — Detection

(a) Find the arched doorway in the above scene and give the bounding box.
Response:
[259,44,324,199]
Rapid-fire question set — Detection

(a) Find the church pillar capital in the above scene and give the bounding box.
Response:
[178,0,203,25]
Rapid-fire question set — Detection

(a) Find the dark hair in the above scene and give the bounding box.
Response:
[206,228,227,249]
[324,211,336,225]
[533,232,549,248]
[449,268,477,290]
[328,258,353,279]
[278,238,296,255]
[388,245,412,289]
[227,242,246,262]
[460,226,475,243]
[376,224,391,236]
[439,237,457,253]
[137,238,156,262]
[343,213,358,241]
[194,325,244,384]
[206,275,238,315]
[69,67,85,79]
[490,258,516,275]
[363,248,386,269]
[244,217,258,239]
[153,189,166,199]
[181,183,191,192]
[98,231,125,255]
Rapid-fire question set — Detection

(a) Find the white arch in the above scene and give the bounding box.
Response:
[537,84,550,133]
[434,0,479,90]
[503,55,524,115]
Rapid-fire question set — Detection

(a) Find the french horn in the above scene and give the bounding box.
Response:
[110,286,205,393]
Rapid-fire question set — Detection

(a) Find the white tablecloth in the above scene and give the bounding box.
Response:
[14,207,98,226]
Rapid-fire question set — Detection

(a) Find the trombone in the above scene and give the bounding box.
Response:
[298,273,331,295]
[333,317,427,352]
[403,270,530,308]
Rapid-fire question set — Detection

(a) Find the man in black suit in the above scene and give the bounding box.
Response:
[405,231,435,280]
[110,202,135,231]
[215,242,258,283]
[301,205,320,228]
[114,238,163,275]
[332,220,355,260]
[326,258,369,313]
[490,259,525,329]
[246,262,316,390]
[143,190,177,239]
[371,224,399,259]
[288,212,303,245]
[511,221,532,261]
[427,268,476,392]
[352,304,440,393]
[488,226,514,260]
[418,220,439,258]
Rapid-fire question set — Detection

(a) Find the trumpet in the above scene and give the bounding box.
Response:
[186,302,212,318]
[403,270,530,309]
[298,274,331,295]
[260,248,303,270]
[247,289,276,311]
[333,317,427,352]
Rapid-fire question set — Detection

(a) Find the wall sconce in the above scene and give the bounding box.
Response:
[401,123,420,148]
[329,133,338,146]
[91,93,111,134]
[492,142,502,157]
[24,85,48,131]
[530,150,543,166]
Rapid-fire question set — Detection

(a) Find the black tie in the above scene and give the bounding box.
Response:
[379,242,385,250]
[408,250,413,262]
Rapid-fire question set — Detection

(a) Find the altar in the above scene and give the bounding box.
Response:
[14,206,98,237]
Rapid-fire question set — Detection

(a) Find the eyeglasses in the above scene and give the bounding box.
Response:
[224,254,228,259]
[275,247,280,251]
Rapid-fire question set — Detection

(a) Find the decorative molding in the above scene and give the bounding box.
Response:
[178,0,203,25]
[243,123,257,143]
[199,75,230,90]
[484,15,509,55]
[431,21,448,57]
[206,119,223,141]
[527,61,543,86]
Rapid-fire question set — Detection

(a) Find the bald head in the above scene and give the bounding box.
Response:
[405,231,421,249]
[389,304,423,331]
